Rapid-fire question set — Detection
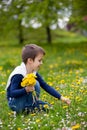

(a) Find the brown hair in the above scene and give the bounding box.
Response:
[22,44,45,63]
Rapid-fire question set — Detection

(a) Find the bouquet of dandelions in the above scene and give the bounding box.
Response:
[21,73,37,103]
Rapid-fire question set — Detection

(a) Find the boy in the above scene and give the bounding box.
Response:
[6,44,70,113]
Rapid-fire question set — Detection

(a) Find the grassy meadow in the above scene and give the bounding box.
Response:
[0,33,87,130]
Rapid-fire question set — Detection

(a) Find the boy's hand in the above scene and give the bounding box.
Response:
[61,96,71,105]
[25,86,35,93]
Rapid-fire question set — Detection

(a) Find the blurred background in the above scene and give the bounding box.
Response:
[0,0,87,46]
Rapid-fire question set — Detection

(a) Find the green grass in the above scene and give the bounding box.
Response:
[0,41,87,130]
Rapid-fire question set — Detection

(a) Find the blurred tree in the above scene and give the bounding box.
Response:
[0,0,26,44]
[69,0,87,33]
[23,0,70,43]
[0,1,10,38]
[0,0,70,44]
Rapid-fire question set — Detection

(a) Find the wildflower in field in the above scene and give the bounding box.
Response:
[60,80,65,84]
[69,70,73,74]
[31,113,36,116]
[21,73,37,87]
[47,81,53,86]
[7,69,10,73]
[1,82,6,85]
[17,128,21,130]
[42,94,47,98]
[50,101,54,105]
[44,104,49,109]
[71,83,75,88]
[55,86,60,91]
[84,90,87,94]
[0,91,5,94]
[70,92,74,96]
[78,112,84,117]
[36,119,41,123]
[79,89,84,93]
[76,80,81,85]
[71,123,80,129]
[49,64,54,69]
[0,66,3,71]
[43,113,49,117]
[47,77,52,81]
[63,105,68,109]
[76,96,82,102]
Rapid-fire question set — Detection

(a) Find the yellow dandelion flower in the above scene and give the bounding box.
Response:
[84,90,87,94]
[44,104,49,109]
[76,81,81,85]
[72,123,80,129]
[31,113,36,116]
[36,119,41,123]
[8,112,12,116]
[21,73,37,100]
[76,96,82,102]
[1,82,6,85]
[49,65,53,69]
[50,101,54,105]
[0,66,3,71]
[55,86,60,91]
[0,91,5,94]
[17,128,21,130]
[60,80,65,84]
[63,105,68,109]
[71,84,75,88]
[42,94,47,98]
[69,70,73,74]
[21,73,37,87]
[47,77,52,80]
[47,81,53,86]
[70,92,73,95]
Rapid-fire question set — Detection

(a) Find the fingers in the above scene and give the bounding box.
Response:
[30,86,35,91]
[61,96,71,105]
[25,86,35,92]
[66,99,71,105]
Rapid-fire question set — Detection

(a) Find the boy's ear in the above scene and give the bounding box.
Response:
[27,58,33,63]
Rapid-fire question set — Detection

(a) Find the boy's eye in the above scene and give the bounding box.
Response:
[39,59,42,62]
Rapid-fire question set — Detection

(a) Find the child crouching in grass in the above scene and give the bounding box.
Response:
[6,44,71,114]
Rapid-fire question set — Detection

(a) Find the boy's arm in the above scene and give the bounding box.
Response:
[36,73,71,105]
[9,74,27,98]
[36,73,61,99]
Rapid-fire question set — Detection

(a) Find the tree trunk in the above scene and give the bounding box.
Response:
[46,26,51,43]
[18,19,24,44]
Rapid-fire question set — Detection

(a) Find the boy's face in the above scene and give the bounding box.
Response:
[31,53,44,72]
